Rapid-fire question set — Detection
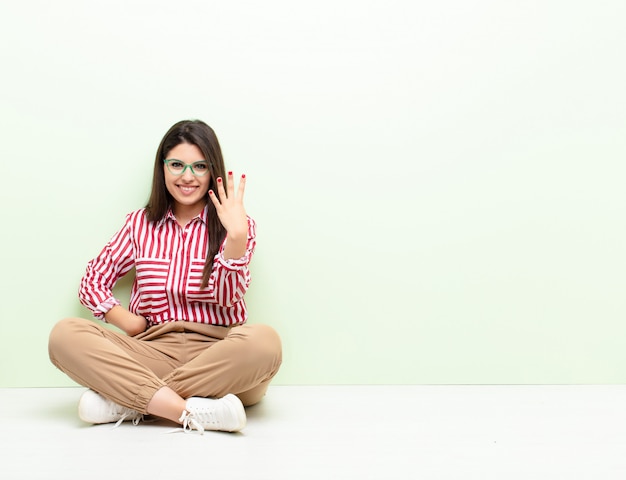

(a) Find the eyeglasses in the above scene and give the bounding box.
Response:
[163,159,210,177]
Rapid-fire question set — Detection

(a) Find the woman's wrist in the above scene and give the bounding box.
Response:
[222,235,247,260]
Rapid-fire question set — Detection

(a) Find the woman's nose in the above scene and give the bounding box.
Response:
[181,167,195,180]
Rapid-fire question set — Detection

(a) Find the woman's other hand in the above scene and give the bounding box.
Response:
[104,306,148,336]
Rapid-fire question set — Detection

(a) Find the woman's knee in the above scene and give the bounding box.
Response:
[48,317,90,361]
[245,324,282,359]
[229,323,282,369]
[250,324,282,376]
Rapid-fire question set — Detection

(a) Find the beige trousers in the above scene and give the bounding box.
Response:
[48,318,282,413]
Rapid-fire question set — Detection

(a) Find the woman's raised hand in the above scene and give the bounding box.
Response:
[208,172,249,259]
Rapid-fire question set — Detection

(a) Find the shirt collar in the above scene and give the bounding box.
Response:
[157,205,209,228]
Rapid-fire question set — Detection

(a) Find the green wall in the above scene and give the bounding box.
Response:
[1,0,625,387]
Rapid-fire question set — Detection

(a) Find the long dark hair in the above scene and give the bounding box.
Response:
[145,119,227,288]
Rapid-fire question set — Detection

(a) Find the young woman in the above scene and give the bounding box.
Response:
[49,120,282,433]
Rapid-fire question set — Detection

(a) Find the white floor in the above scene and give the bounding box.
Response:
[2,385,626,479]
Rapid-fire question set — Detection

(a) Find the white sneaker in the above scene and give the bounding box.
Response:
[179,394,246,433]
[78,389,143,427]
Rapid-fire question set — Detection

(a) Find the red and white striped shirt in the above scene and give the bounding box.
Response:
[78,207,256,327]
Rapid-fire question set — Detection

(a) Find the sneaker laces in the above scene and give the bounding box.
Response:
[112,412,144,428]
[178,410,206,434]
[107,400,144,428]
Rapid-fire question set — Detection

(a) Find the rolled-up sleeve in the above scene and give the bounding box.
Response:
[205,217,256,307]
[78,216,136,319]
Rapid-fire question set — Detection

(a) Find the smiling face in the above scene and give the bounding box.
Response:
[163,142,211,221]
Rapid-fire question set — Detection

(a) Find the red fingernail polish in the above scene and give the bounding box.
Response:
[242,174,246,179]
[228,171,233,176]
[217,178,222,183]
[209,190,214,195]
